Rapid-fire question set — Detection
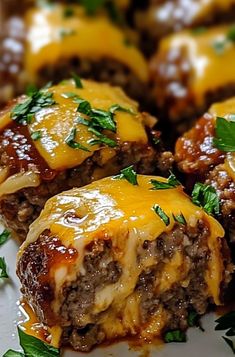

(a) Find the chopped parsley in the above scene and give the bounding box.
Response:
[164,330,187,343]
[80,0,124,24]
[71,72,83,88]
[81,0,106,14]
[11,87,56,125]
[150,172,181,190]
[0,229,10,246]
[109,104,135,115]
[215,312,235,354]
[173,213,186,225]
[63,7,74,18]
[62,92,79,99]
[76,99,92,115]
[212,25,235,54]
[213,116,235,152]
[88,128,117,148]
[152,204,170,226]
[31,130,42,141]
[191,182,220,215]
[191,26,207,35]
[113,165,138,185]
[153,137,160,145]
[0,257,8,279]
[90,109,117,132]
[59,28,76,38]
[187,310,204,331]
[3,327,60,357]
[65,128,91,152]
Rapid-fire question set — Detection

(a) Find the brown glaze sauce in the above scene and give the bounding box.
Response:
[0,121,56,180]
[175,114,225,174]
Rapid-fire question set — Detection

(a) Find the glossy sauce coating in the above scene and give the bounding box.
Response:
[0,121,55,179]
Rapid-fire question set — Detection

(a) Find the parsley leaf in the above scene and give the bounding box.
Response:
[11,88,56,125]
[164,330,187,343]
[31,130,42,141]
[153,205,170,226]
[213,116,235,152]
[173,213,186,225]
[71,72,83,88]
[90,109,116,132]
[113,165,138,185]
[191,26,207,35]
[65,128,91,152]
[215,312,235,354]
[222,337,235,354]
[191,183,220,215]
[109,104,134,115]
[59,28,76,38]
[0,257,8,278]
[3,327,60,357]
[0,229,10,246]
[63,7,74,17]
[187,310,204,331]
[88,127,117,148]
[77,99,92,115]
[81,0,106,14]
[227,25,235,43]
[150,172,181,190]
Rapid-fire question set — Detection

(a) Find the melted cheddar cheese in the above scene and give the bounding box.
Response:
[159,24,235,105]
[24,4,148,82]
[20,175,225,329]
[0,79,148,171]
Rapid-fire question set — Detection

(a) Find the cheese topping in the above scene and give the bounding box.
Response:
[24,4,148,82]
[20,175,225,313]
[160,25,235,104]
[0,79,148,171]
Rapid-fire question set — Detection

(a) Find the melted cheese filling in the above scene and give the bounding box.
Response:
[20,175,225,341]
[160,25,235,104]
[24,4,148,82]
[0,79,148,171]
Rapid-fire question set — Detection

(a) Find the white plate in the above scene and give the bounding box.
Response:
[0,233,233,357]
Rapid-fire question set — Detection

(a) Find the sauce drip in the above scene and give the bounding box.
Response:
[0,121,56,180]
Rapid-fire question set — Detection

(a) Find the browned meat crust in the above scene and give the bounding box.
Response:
[134,0,235,47]
[17,220,233,351]
[175,114,235,243]
[0,11,149,107]
[150,46,235,130]
[0,134,173,241]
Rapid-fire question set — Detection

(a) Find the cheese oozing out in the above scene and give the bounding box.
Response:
[158,24,235,105]
[19,175,225,342]
[24,4,148,82]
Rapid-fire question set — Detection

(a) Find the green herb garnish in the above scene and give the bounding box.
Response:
[191,182,220,215]
[65,128,91,152]
[152,204,170,226]
[71,72,83,88]
[109,104,134,115]
[191,26,207,35]
[31,130,42,141]
[187,310,204,331]
[3,327,60,357]
[11,87,55,125]
[0,229,10,246]
[77,99,92,115]
[227,25,235,43]
[90,109,116,132]
[88,127,117,148]
[212,39,226,54]
[0,257,8,278]
[213,116,235,152]
[173,213,186,225]
[113,165,138,185]
[59,28,76,38]
[81,0,106,14]
[63,7,74,17]
[150,172,181,190]
[164,330,187,343]
[215,312,235,354]
[62,92,79,99]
